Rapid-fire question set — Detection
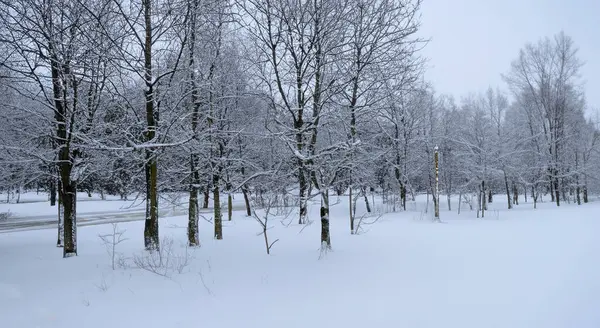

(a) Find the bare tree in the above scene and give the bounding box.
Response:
[504,32,584,207]
[341,0,424,231]
[101,0,190,250]
[242,0,333,225]
[0,0,115,256]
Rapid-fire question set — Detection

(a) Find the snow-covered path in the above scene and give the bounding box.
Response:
[0,192,245,232]
[0,206,249,233]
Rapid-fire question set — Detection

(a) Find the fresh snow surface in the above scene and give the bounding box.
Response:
[1,193,600,328]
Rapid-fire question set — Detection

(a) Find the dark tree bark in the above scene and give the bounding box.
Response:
[56,180,63,247]
[60,182,77,257]
[227,192,233,221]
[213,172,222,240]
[480,180,485,218]
[349,187,354,233]
[142,0,159,250]
[242,185,251,217]
[362,187,371,213]
[504,172,512,209]
[203,187,210,208]
[49,40,77,257]
[554,173,560,207]
[50,177,57,206]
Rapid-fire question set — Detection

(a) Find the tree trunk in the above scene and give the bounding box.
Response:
[480,181,485,218]
[186,0,200,247]
[142,0,159,251]
[61,180,77,257]
[476,190,480,218]
[203,188,210,208]
[213,173,222,240]
[394,164,405,212]
[481,180,486,217]
[349,187,354,234]
[561,178,567,204]
[426,189,430,214]
[242,185,251,216]
[188,154,200,247]
[362,187,371,213]
[49,35,76,256]
[227,193,233,221]
[320,191,331,249]
[144,153,159,250]
[554,174,560,207]
[398,182,404,210]
[188,183,199,246]
[298,166,308,224]
[371,189,375,214]
[335,186,343,196]
[56,181,64,247]
[504,172,512,209]
[550,178,555,203]
[50,177,57,206]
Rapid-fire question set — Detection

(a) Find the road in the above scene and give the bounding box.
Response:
[0,205,245,233]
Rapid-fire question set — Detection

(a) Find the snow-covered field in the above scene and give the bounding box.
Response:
[1,193,600,328]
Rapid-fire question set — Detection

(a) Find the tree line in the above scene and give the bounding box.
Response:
[0,0,597,257]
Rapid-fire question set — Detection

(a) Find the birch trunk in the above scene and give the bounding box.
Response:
[320,191,331,249]
[186,0,201,247]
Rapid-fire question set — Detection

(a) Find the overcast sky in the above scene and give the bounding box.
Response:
[418,0,600,113]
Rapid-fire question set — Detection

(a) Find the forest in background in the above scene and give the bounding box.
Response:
[0,0,597,257]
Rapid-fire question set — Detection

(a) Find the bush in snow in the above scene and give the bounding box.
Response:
[133,236,194,278]
[0,211,11,221]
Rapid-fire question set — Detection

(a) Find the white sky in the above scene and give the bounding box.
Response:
[419,0,600,112]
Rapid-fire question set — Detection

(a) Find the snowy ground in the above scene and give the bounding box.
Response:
[1,192,600,328]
